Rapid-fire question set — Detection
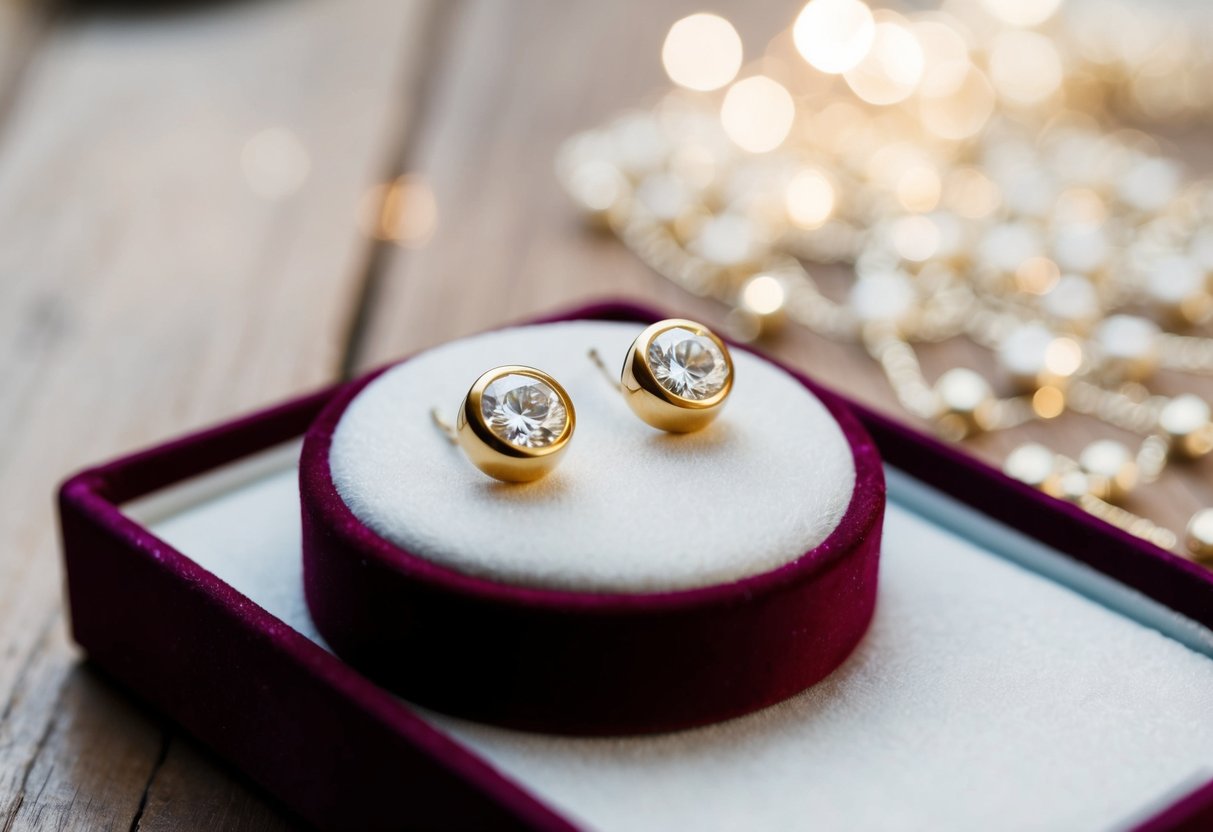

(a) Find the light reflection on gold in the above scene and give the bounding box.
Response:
[978,0,1062,28]
[844,17,924,106]
[362,174,438,247]
[241,127,311,200]
[1015,256,1061,295]
[721,75,796,153]
[1044,337,1084,377]
[662,13,744,92]
[793,0,876,75]
[989,30,1063,106]
[1032,385,1066,419]
[786,168,836,228]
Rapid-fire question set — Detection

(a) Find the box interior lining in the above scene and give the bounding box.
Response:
[122,445,1213,831]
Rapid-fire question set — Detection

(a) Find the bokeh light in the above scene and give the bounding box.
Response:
[844,17,925,106]
[1045,337,1084,376]
[362,174,438,247]
[913,19,972,97]
[1032,386,1065,419]
[896,164,941,213]
[989,30,1063,106]
[1015,256,1061,295]
[918,66,996,140]
[793,0,876,75]
[944,167,1001,218]
[891,215,941,262]
[979,0,1062,28]
[741,274,787,314]
[786,168,836,228]
[721,76,796,153]
[662,14,744,92]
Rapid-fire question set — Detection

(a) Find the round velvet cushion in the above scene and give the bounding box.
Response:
[301,314,885,735]
[329,320,855,592]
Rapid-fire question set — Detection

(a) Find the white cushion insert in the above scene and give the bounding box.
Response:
[327,321,856,592]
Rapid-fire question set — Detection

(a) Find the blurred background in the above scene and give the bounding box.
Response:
[2,0,1213,827]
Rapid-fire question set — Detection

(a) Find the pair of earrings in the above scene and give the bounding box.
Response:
[431,319,734,482]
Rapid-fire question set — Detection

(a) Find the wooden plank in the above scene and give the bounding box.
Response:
[0,0,442,828]
[136,738,299,832]
[2,638,166,832]
[351,0,1213,545]
[0,0,48,127]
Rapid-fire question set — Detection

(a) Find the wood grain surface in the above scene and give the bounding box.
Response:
[0,0,1210,828]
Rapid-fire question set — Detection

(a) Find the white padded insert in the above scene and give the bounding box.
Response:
[328,321,856,592]
[136,459,1213,832]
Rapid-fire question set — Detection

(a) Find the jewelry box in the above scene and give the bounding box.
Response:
[299,315,883,735]
[58,302,1213,831]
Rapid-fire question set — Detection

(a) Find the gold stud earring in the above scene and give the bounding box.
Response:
[431,366,575,482]
[589,318,734,433]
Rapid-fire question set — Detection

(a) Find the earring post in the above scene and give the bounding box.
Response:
[587,348,623,393]
[430,408,459,445]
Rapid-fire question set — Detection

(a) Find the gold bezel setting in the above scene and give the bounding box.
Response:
[621,319,734,433]
[455,365,575,482]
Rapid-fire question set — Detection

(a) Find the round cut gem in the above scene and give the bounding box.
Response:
[480,374,567,448]
[647,327,730,400]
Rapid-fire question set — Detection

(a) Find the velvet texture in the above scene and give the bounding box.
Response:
[56,300,1213,830]
[300,342,887,736]
[1132,778,1213,832]
[59,390,574,832]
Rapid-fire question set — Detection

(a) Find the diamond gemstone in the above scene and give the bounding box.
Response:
[647,327,729,400]
[480,374,567,448]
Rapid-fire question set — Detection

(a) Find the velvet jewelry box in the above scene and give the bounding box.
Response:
[58,302,1213,831]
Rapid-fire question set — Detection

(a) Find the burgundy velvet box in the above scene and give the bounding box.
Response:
[58,302,1213,831]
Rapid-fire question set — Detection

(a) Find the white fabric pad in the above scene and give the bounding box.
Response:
[328,321,856,592]
[141,461,1213,832]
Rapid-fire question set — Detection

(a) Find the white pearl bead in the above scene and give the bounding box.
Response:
[1145,254,1205,307]
[1052,223,1110,273]
[610,113,669,176]
[1158,394,1213,458]
[1093,314,1159,380]
[1004,442,1058,489]
[998,323,1063,389]
[1078,439,1138,501]
[1185,509,1213,563]
[636,173,695,223]
[934,368,994,438]
[690,213,757,267]
[1118,156,1181,212]
[850,271,916,326]
[978,221,1043,275]
[1042,274,1100,329]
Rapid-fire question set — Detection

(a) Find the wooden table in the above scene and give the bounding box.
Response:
[2,0,1211,828]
